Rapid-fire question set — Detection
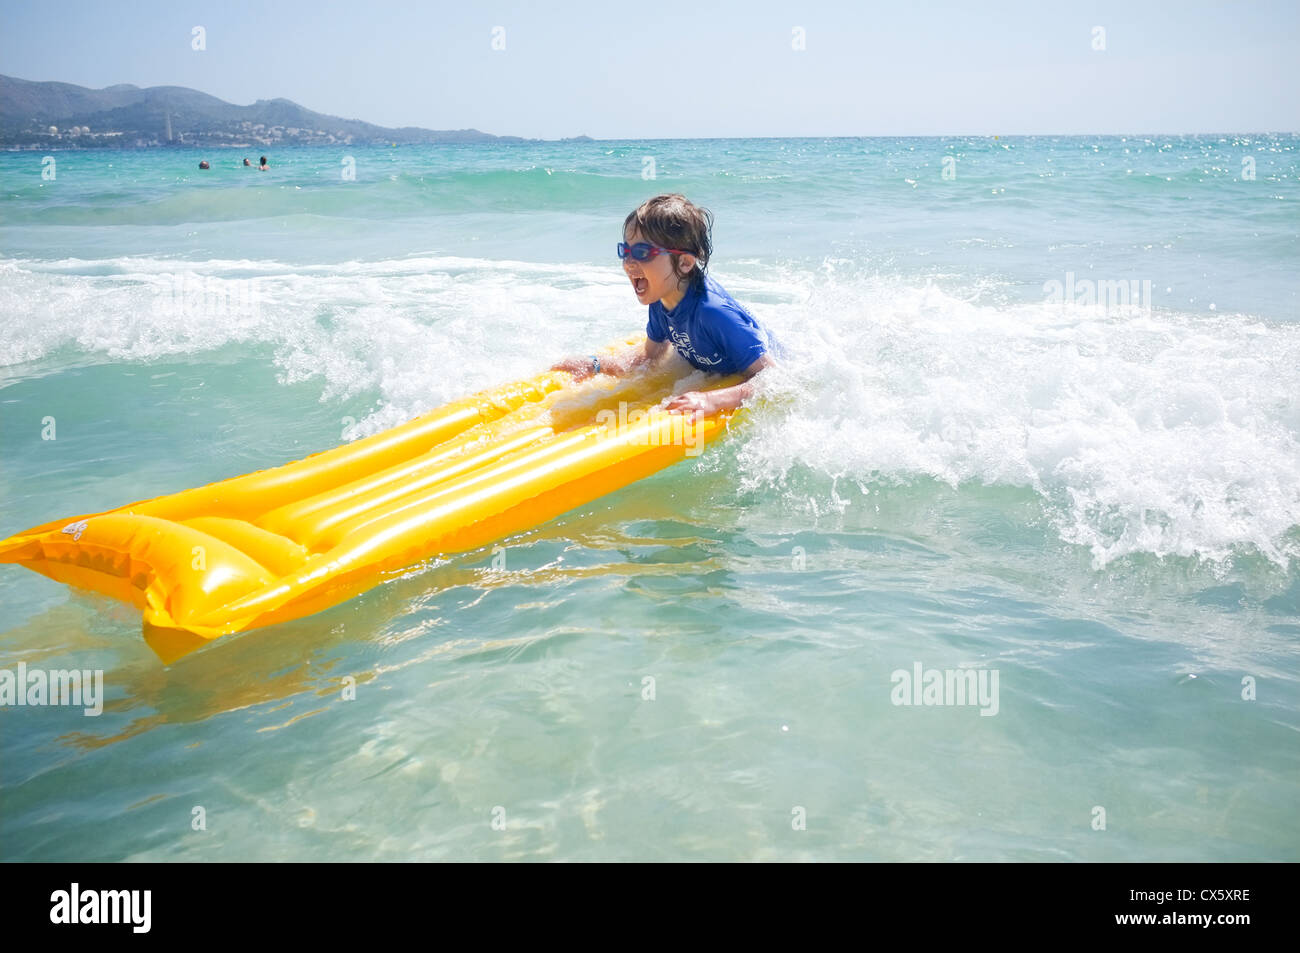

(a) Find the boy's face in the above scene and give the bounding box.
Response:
[623,227,694,306]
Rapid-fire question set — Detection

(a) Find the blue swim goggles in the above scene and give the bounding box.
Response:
[617,241,689,262]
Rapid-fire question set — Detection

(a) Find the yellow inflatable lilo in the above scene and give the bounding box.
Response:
[0,337,746,662]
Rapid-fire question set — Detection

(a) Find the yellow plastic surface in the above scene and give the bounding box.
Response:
[0,338,746,662]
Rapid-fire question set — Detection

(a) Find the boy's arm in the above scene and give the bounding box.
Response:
[550,337,668,380]
[605,337,668,375]
[663,353,776,418]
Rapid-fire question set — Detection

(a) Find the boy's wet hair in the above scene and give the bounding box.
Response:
[623,194,714,287]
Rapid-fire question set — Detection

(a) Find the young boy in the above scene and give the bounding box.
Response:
[551,194,775,420]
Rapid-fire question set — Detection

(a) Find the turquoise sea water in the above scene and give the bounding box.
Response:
[1,136,1298,861]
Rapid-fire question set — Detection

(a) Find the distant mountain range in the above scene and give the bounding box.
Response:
[0,74,591,148]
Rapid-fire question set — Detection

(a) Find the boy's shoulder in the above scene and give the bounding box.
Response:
[698,273,756,319]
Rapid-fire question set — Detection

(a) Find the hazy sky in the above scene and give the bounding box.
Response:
[2,0,1296,138]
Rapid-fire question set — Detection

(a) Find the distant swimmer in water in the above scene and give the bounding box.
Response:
[259,156,269,171]
[243,158,252,167]
[198,160,210,170]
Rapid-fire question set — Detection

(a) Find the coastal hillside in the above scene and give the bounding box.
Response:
[0,74,589,148]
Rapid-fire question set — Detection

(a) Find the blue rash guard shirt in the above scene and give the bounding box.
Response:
[645,273,769,375]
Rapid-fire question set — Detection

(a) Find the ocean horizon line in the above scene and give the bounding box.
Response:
[8,129,1297,152]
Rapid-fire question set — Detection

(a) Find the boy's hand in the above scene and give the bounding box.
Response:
[662,390,721,421]
[550,356,598,381]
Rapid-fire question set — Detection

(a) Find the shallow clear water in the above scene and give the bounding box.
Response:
[1,136,1297,860]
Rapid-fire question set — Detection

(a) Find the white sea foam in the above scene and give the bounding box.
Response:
[729,263,1300,569]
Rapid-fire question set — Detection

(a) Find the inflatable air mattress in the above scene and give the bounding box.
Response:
[0,337,746,661]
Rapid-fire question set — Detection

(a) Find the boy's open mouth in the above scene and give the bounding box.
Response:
[631,277,648,295]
